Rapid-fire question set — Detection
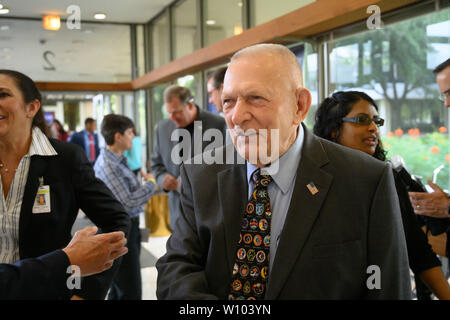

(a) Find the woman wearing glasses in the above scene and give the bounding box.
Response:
[314,91,450,300]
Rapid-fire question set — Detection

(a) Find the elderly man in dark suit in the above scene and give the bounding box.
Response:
[156,44,411,300]
[151,85,227,229]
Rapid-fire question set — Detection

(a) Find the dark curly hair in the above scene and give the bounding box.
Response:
[313,91,387,161]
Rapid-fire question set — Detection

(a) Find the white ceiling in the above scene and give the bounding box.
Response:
[0,0,173,23]
[0,0,173,83]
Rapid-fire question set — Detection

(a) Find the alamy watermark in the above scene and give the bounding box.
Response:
[66,265,81,290]
[366,5,384,30]
[170,121,280,174]
[367,265,381,290]
[66,5,81,30]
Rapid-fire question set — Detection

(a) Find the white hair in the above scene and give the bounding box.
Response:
[230,43,303,87]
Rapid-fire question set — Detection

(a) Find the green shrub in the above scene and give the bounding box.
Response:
[382,131,449,190]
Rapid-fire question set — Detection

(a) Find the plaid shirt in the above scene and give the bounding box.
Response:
[94,148,155,218]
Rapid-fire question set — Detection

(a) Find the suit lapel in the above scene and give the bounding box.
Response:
[266,126,333,299]
[218,164,248,274]
[18,155,49,256]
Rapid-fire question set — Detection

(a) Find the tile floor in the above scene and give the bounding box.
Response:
[141,235,169,300]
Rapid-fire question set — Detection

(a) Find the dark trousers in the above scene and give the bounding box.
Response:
[108,217,142,300]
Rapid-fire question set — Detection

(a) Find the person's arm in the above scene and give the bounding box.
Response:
[419,267,450,300]
[101,161,156,212]
[156,164,218,300]
[0,250,71,300]
[0,227,127,300]
[367,164,412,299]
[409,180,450,219]
[150,125,174,189]
[70,147,131,300]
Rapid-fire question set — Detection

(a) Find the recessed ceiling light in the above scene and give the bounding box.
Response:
[0,6,9,14]
[0,4,3,9]
[42,15,61,31]
[206,20,216,25]
[0,25,9,31]
[94,12,106,20]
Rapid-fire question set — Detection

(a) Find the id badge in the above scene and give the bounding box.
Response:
[32,185,51,214]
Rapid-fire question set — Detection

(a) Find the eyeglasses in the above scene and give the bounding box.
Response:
[342,114,384,127]
[438,91,450,102]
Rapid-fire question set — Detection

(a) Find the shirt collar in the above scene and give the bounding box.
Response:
[247,125,304,194]
[103,148,127,166]
[28,127,58,157]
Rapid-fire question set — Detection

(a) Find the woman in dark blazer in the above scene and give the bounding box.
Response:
[0,69,130,300]
[313,90,450,300]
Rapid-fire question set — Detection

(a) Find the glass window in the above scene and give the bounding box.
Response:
[173,0,200,59]
[151,83,170,125]
[250,0,315,27]
[151,12,171,69]
[204,0,243,46]
[0,19,131,82]
[176,72,203,108]
[136,25,146,77]
[327,9,450,190]
[136,90,147,145]
[289,43,318,129]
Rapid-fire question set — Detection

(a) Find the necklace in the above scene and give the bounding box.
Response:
[0,162,17,174]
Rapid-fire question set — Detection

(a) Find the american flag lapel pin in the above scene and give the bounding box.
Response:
[307,182,319,195]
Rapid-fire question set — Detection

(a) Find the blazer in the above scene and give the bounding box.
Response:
[69,130,100,162]
[18,138,130,300]
[156,124,412,299]
[150,107,227,226]
[0,250,71,299]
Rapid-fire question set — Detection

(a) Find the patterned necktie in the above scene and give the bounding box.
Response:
[228,168,273,300]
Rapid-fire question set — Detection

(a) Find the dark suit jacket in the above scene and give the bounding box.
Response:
[156,124,411,299]
[151,107,227,225]
[18,138,130,299]
[69,130,100,162]
[0,250,71,299]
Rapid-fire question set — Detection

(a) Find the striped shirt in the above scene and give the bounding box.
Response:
[0,127,57,263]
[94,148,155,218]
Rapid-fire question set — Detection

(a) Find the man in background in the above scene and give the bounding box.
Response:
[409,58,450,256]
[69,117,100,164]
[151,85,226,229]
[207,67,227,115]
[94,114,156,300]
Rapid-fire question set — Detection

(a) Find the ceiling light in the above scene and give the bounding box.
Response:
[0,4,3,9]
[42,15,61,31]
[234,25,243,35]
[238,2,243,7]
[206,20,216,25]
[0,25,9,31]
[94,12,106,20]
[0,6,9,14]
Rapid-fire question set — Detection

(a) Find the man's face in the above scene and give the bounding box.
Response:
[222,55,310,166]
[86,120,97,133]
[436,65,450,107]
[165,96,193,128]
[207,78,223,113]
